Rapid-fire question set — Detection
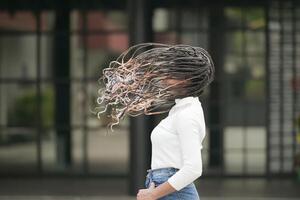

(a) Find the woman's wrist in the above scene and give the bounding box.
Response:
[150,188,159,199]
[150,181,177,199]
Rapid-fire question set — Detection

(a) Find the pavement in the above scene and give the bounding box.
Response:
[0,197,299,200]
[0,177,299,200]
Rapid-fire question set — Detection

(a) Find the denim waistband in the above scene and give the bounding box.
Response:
[146,167,179,174]
[145,167,179,188]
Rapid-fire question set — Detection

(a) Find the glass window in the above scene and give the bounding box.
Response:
[0,11,36,31]
[0,83,38,173]
[0,36,37,79]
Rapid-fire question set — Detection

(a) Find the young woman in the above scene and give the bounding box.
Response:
[96,43,214,200]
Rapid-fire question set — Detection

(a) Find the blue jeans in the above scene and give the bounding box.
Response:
[144,167,200,200]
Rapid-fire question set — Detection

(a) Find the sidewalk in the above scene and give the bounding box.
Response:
[0,177,299,199]
[0,196,299,200]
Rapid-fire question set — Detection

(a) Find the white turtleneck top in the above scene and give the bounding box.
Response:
[150,96,206,191]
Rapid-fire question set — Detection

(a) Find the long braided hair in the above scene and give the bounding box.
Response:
[95,43,215,129]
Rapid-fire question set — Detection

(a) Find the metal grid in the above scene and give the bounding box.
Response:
[266,0,300,175]
[0,7,129,176]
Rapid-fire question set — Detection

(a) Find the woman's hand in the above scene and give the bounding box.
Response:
[137,180,177,200]
[136,182,157,200]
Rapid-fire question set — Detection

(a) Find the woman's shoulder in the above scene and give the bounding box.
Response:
[176,99,203,115]
[174,107,203,126]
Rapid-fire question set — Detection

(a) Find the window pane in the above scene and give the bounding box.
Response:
[225,127,244,150]
[153,8,169,32]
[0,83,37,174]
[0,36,37,79]
[181,9,208,30]
[0,11,36,31]
[245,8,265,29]
[154,32,178,44]
[246,32,265,54]
[246,127,266,149]
[41,11,55,32]
[86,35,128,78]
[225,32,243,55]
[181,32,208,47]
[246,152,266,174]
[88,126,129,174]
[40,35,54,79]
[225,152,244,174]
[41,128,56,172]
[71,10,127,31]
[225,7,242,28]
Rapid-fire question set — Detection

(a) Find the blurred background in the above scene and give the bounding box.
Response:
[0,0,299,199]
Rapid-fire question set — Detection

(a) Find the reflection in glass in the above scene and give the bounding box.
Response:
[0,36,37,79]
[88,127,129,175]
[71,10,127,31]
[0,11,36,31]
[0,84,37,173]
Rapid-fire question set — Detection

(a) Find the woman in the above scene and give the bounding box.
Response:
[96,43,214,199]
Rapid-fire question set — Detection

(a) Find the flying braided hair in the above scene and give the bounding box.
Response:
[94,43,215,130]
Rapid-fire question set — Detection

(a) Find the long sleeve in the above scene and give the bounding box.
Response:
[167,109,205,191]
